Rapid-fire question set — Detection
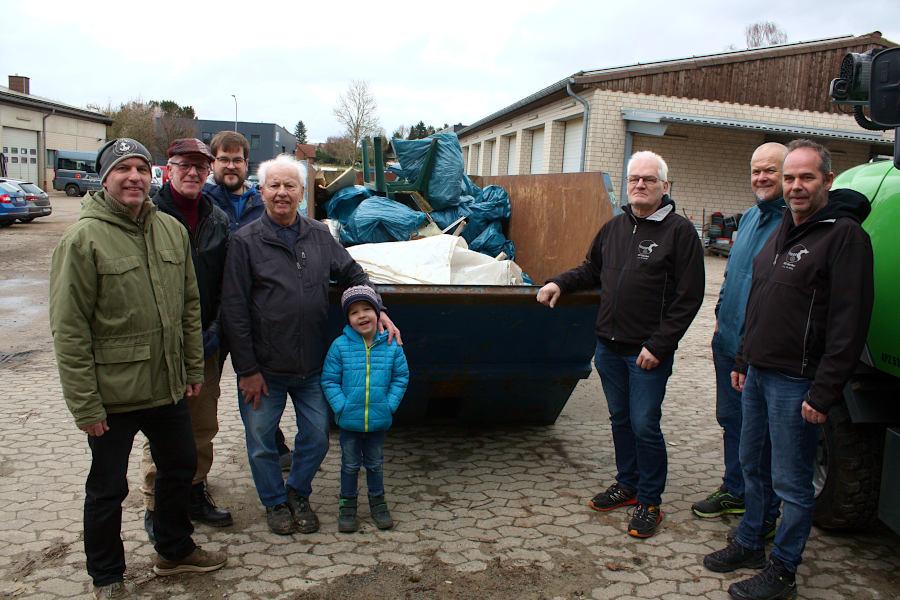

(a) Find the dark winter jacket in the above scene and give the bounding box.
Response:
[713,197,786,359]
[203,182,264,232]
[321,326,409,432]
[550,197,705,359]
[221,212,373,378]
[735,188,874,414]
[153,183,230,332]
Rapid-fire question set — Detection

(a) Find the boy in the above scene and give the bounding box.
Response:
[321,286,409,532]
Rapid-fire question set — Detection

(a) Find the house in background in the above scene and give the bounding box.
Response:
[1,75,111,188]
[195,120,297,174]
[457,32,896,225]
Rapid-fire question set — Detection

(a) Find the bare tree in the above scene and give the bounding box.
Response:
[745,22,787,48]
[333,80,380,154]
[322,135,357,165]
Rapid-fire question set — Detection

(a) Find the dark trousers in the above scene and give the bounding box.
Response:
[339,430,386,498]
[84,400,197,586]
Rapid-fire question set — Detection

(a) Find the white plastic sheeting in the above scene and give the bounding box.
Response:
[346,234,525,285]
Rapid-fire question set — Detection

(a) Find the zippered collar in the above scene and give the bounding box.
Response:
[624,195,675,224]
[341,324,385,348]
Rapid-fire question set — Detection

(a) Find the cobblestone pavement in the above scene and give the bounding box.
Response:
[0,195,897,599]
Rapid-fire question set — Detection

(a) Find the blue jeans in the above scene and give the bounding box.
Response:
[594,340,674,506]
[736,367,817,572]
[339,429,386,498]
[238,373,330,507]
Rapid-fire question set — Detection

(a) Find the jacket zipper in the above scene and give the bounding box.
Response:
[364,339,371,432]
[801,290,815,375]
[610,221,638,341]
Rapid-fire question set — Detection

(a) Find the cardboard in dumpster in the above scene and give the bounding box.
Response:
[346,234,525,285]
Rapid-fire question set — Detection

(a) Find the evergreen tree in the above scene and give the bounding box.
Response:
[294,120,308,144]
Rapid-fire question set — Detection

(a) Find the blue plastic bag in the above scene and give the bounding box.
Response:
[326,185,371,223]
[340,197,426,245]
[468,221,516,260]
[391,133,466,210]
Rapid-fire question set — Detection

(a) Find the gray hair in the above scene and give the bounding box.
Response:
[627,150,669,182]
[786,139,832,175]
[258,154,308,189]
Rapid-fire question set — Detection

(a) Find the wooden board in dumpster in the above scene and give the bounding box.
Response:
[313,171,613,425]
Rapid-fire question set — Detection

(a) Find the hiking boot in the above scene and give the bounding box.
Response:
[279,451,292,472]
[189,481,233,527]
[727,520,777,545]
[728,558,797,600]
[703,540,767,573]
[627,503,664,538]
[338,497,359,533]
[369,495,394,530]
[153,546,227,576]
[266,503,296,535]
[588,482,637,512]
[287,485,320,533]
[143,509,156,545]
[92,581,134,599]
[692,486,746,518]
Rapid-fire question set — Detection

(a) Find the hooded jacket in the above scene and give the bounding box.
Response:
[49,190,204,427]
[321,326,409,432]
[713,197,787,359]
[203,182,264,232]
[221,213,373,378]
[154,183,230,332]
[736,188,874,414]
[550,197,705,359]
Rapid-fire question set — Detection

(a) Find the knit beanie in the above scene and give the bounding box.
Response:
[96,138,152,183]
[341,285,381,320]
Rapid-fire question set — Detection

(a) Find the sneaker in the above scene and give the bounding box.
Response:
[368,495,394,530]
[627,503,664,538]
[266,503,296,535]
[338,497,359,533]
[588,483,637,512]
[143,510,156,545]
[728,558,797,600]
[703,540,766,573]
[189,481,233,527]
[92,581,134,599]
[692,486,746,518]
[286,485,319,533]
[153,546,227,576]
[727,520,777,545]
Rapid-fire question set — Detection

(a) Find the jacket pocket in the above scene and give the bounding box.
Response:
[95,256,145,330]
[158,248,186,296]
[93,343,153,408]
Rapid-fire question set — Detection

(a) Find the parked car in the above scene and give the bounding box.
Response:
[0,178,52,222]
[0,182,29,227]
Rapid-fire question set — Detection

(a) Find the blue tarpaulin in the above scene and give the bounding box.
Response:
[340,197,426,245]
[392,133,466,210]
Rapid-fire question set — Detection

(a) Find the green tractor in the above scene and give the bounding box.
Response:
[814,47,900,533]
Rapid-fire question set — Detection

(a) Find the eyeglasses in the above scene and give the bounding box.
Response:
[627,175,661,185]
[169,161,210,175]
[215,156,246,166]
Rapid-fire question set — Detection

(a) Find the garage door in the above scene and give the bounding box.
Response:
[487,140,497,176]
[506,136,517,175]
[562,117,583,173]
[2,127,39,182]
[530,128,545,174]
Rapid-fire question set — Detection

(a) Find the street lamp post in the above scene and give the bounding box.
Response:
[231,94,237,132]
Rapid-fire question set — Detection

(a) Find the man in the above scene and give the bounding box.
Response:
[140,138,233,536]
[204,131,293,470]
[692,143,787,536]
[221,154,401,535]
[49,138,226,599]
[703,140,873,600]
[537,150,704,538]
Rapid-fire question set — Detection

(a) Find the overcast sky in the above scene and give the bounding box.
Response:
[3,0,899,143]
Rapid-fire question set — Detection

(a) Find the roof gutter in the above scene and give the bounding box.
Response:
[42,108,57,189]
[566,79,590,172]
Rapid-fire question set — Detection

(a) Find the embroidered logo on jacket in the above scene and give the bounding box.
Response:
[637,240,658,260]
[781,245,809,270]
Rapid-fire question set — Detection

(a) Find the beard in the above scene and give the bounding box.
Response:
[216,172,245,193]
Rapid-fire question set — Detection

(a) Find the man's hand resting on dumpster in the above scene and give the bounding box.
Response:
[536,282,561,308]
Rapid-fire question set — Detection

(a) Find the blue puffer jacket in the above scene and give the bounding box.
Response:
[203,182,264,232]
[321,326,409,432]
[712,196,786,360]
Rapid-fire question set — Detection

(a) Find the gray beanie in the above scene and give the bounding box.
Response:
[341,285,381,320]
[96,138,153,183]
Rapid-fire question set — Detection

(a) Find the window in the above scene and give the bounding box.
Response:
[2,147,7,153]
[29,148,36,155]
[30,157,37,163]
[250,134,260,149]
[11,157,18,163]
[11,147,18,154]
[275,131,280,143]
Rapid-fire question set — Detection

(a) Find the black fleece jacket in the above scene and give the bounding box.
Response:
[550,197,705,359]
[735,188,874,414]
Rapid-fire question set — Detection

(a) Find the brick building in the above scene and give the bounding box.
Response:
[457,32,896,225]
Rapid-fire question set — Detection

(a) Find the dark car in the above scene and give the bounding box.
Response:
[0,182,29,228]
[0,178,52,222]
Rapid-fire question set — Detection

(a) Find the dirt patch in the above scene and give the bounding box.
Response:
[5,539,74,582]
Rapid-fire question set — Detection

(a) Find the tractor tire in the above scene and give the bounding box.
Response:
[812,400,884,530]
